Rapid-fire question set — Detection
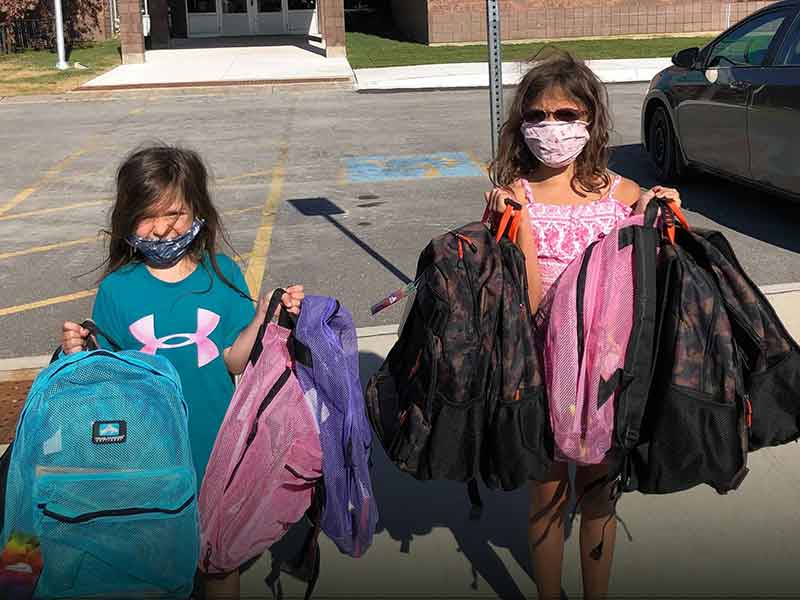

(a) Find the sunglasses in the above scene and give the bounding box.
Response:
[522,108,587,124]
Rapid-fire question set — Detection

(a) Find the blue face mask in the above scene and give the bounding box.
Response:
[127,218,205,268]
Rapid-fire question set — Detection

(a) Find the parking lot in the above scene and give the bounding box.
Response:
[2,82,800,599]
[1,83,799,359]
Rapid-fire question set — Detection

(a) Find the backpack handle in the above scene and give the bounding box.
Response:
[264,288,295,330]
[488,198,523,244]
[249,288,288,366]
[664,200,690,244]
[81,319,121,352]
[249,289,310,368]
[644,196,689,244]
[49,319,121,365]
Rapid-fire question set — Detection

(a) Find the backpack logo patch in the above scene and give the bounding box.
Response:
[92,421,127,444]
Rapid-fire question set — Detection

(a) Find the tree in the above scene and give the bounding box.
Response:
[0,0,38,25]
[1,0,107,52]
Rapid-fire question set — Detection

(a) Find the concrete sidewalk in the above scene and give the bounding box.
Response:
[245,285,800,599]
[1,287,799,597]
[354,57,672,92]
[78,54,670,93]
[80,40,353,91]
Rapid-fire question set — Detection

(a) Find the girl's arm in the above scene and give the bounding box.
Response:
[516,208,544,314]
[223,285,304,375]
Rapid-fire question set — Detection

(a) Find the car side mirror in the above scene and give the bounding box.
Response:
[672,47,700,69]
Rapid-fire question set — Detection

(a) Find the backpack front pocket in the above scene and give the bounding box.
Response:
[33,467,198,598]
[638,385,744,494]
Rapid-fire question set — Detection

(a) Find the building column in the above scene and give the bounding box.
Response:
[149,0,170,49]
[118,0,145,64]
[318,0,346,58]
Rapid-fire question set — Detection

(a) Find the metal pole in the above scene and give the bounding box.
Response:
[486,0,504,160]
[53,0,69,70]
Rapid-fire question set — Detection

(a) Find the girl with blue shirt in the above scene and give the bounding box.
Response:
[61,144,303,599]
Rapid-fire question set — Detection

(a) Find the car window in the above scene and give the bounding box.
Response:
[777,16,800,65]
[707,9,792,67]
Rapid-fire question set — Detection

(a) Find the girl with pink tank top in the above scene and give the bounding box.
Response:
[485,53,681,600]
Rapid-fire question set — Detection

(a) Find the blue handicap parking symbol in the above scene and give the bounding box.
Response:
[346,152,485,182]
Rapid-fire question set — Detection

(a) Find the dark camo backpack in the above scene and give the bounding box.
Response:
[688,229,800,451]
[365,203,552,505]
[486,223,553,490]
[628,221,750,495]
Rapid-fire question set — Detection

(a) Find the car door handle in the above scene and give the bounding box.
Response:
[729,80,752,91]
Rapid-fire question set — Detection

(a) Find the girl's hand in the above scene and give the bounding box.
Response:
[280,285,304,316]
[62,321,93,355]
[634,185,681,215]
[484,181,528,215]
[257,285,305,319]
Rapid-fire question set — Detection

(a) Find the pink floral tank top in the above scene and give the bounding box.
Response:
[522,175,633,295]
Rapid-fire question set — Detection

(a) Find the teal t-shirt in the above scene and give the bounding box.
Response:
[91,253,255,484]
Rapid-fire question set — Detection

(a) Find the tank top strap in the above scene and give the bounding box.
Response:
[607,173,623,198]
[519,178,534,204]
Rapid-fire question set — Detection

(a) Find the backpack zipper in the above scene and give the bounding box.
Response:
[700,299,720,393]
[37,496,194,524]
[575,242,599,377]
[424,337,439,423]
[722,298,762,353]
[224,367,291,492]
[457,234,480,339]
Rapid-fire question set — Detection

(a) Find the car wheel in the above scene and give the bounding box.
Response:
[648,106,682,182]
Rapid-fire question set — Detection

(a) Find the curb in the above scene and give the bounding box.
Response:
[759,282,800,296]
[0,355,51,383]
[3,282,800,377]
[77,76,354,93]
[0,80,355,105]
[0,326,399,382]
[353,57,671,92]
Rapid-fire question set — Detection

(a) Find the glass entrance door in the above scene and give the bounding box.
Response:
[287,0,317,35]
[221,0,250,35]
[254,0,285,34]
[212,0,296,36]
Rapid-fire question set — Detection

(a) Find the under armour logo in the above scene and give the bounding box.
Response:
[129,308,221,367]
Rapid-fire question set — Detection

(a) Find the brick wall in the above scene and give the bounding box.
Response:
[400,0,776,44]
[118,0,144,64]
[319,0,346,56]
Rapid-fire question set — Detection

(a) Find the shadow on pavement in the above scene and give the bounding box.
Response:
[610,144,800,255]
[358,350,541,600]
[288,197,414,285]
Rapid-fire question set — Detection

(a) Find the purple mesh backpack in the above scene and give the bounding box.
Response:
[294,296,378,558]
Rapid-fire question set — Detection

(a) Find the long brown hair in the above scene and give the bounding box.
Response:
[490,52,612,193]
[103,144,249,298]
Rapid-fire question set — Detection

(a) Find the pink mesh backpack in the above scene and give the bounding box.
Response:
[199,291,322,575]
[535,203,686,466]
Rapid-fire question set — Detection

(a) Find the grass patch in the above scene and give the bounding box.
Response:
[346,32,715,69]
[0,39,121,96]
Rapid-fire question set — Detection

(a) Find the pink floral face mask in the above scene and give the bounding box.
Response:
[520,120,591,169]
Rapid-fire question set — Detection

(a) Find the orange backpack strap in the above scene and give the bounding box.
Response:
[663,199,689,245]
[494,198,522,243]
